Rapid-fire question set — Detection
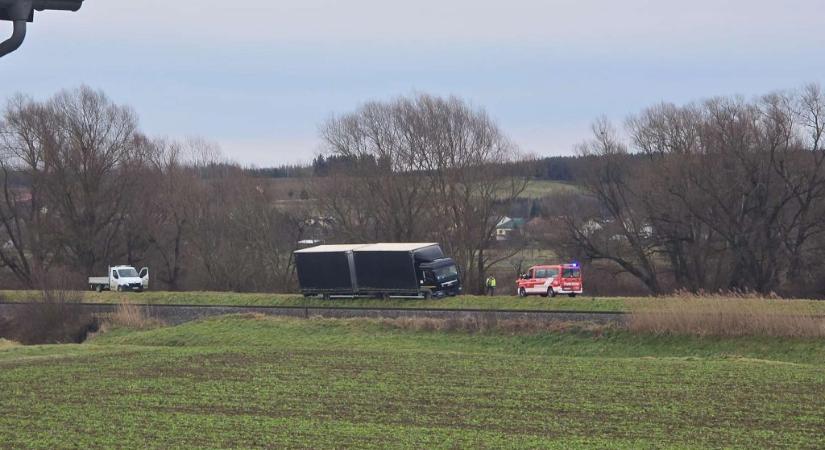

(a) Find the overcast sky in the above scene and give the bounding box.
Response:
[2,0,825,166]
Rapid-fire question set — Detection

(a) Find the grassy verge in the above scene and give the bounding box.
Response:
[96,314,825,364]
[1,315,824,448]
[3,289,825,314]
[0,290,637,310]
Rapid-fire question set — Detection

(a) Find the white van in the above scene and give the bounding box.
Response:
[89,266,149,292]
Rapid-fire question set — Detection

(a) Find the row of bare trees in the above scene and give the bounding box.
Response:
[558,84,825,296]
[15,85,821,297]
[0,88,529,293]
[0,87,306,291]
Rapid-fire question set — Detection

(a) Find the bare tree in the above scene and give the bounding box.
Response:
[317,94,527,293]
[43,87,146,275]
[628,103,728,291]
[183,145,308,292]
[778,84,825,289]
[0,87,145,284]
[131,139,204,290]
[566,84,825,295]
[0,95,55,286]
[562,118,663,294]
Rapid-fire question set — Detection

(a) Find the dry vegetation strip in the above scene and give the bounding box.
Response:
[629,296,825,338]
[379,316,613,335]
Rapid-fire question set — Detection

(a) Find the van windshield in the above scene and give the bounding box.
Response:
[118,268,139,278]
[562,268,581,278]
[434,265,458,281]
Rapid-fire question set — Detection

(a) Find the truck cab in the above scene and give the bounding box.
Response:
[516,263,582,297]
[419,258,462,298]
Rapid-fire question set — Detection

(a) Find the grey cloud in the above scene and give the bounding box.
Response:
[36,0,825,49]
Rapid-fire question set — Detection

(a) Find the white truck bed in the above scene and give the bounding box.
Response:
[88,277,108,285]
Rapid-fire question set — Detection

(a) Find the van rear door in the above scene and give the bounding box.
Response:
[139,267,149,290]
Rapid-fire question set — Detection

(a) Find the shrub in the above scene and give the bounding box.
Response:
[106,301,163,330]
[0,271,99,345]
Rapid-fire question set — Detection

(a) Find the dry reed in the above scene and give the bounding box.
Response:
[0,338,19,350]
[630,295,825,338]
[107,301,163,330]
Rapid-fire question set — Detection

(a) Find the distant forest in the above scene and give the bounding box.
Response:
[248,155,609,183]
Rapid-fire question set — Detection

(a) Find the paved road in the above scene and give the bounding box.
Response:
[0,302,627,325]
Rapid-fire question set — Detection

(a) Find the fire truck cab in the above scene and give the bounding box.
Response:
[516,263,583,297]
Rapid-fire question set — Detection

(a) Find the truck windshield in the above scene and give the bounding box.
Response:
[118,268,139,278]
[434,265,458,281]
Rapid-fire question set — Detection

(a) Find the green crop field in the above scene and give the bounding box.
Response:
[520,180,581,199]
[1,315,824,448]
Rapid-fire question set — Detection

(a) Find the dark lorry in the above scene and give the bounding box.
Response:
[294,243,462,299]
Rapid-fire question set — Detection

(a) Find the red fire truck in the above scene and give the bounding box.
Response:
[516,263,583,297]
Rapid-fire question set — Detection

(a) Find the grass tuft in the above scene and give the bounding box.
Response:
[106,301,164,330]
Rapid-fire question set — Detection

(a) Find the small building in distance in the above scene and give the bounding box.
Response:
[495,216,527,241]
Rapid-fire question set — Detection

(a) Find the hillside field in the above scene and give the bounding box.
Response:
[1,315,824,448]
[520,180,580,198]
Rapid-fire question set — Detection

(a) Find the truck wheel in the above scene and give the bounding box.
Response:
[549,288,556,298]
[422,291,431,300]
[568,293,577,298]
[518,287,527,297]
[96,285,103,293]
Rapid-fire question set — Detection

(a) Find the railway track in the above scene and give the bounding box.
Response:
[0,302,627,325]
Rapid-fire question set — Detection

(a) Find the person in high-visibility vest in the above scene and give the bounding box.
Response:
[486,275,497,296]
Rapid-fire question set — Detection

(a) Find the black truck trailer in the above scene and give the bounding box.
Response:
[294,243,462,298]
